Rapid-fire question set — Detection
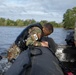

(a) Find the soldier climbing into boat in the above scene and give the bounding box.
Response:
[7,22,54,62]
[5,23,64,75]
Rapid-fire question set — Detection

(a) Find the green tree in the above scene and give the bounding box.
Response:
[16,19,24,26]
[40,20,48,26]
[49,21,62,27]
[0,18,6,26]
[63,7,76,29]
[6,19,15,26]
[24,19,36,26]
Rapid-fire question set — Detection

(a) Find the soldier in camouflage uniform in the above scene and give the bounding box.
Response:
[7,23,53,62]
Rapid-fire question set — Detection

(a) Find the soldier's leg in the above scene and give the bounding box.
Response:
[7,43,21,61]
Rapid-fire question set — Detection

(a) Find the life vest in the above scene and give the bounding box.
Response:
[15,23,43,50]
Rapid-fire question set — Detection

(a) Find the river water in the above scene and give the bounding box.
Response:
[0,26,71,53]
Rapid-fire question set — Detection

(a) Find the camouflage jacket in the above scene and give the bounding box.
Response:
[26,27,42,46]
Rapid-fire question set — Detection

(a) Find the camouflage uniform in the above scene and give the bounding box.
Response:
[7,43,21,61]
[7,27,42,61]
[26,27,42,46]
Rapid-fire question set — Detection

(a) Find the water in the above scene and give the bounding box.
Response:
[0,26,24,53]
[0,26,68,53]
[49,28,67,45]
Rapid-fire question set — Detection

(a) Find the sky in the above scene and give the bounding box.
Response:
[0,0,76,23]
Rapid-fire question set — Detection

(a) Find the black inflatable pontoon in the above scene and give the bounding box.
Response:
[5,47,64,75]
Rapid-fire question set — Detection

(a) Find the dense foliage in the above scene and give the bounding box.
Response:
[0,18,62,27]
[63,7,76,29]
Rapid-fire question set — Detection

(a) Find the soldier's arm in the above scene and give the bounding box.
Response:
[26,36,49,47]
[26,27,49,47]
[34,41,49,47]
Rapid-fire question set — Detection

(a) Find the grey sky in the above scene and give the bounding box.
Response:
[0,0,76,23]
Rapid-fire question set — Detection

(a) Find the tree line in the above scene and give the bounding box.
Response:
[63,7,76,29]
[0,18,62,27]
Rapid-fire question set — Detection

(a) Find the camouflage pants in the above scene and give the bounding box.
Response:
[7,43,21,61]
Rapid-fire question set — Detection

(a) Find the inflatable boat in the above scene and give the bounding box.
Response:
[4,46,64,75]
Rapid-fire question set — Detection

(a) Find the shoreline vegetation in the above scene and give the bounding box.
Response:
[0,17,63,28]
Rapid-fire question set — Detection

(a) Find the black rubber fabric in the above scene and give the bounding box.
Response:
[5,49,31,75]
[30,47,64,75]
[5,47,64,75]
